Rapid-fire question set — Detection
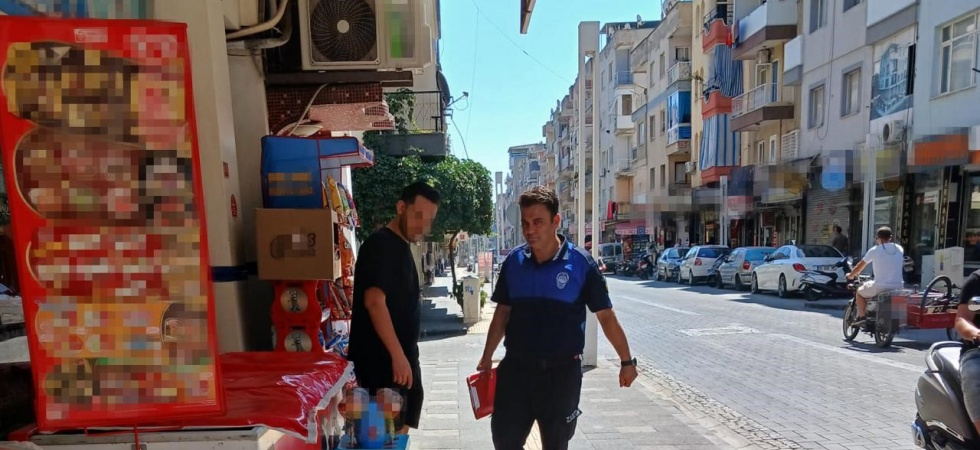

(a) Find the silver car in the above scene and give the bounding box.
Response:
[714,246,775,290]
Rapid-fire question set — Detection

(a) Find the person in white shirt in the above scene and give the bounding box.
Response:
[845,226,905,326]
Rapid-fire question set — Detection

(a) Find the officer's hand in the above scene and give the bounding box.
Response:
[619,366,638,388]
[392,353,413,389]
[477,355,493,372]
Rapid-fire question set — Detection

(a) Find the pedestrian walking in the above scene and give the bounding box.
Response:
[832,225,849,256]
[347,181,440,434]
[478,186,638,450]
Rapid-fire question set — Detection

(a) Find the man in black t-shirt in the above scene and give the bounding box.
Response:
[347,182,440,434]
[955,270,980,435]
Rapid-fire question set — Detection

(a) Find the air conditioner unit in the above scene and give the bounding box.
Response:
[881,119,906,144]
[298,0,433,71]
[685,161,696,173]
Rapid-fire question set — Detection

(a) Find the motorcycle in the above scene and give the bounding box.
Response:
[637,253,654,280]
[800,257,854,301]
[618,259,638,277]
[913,297,980,450]
[841,274,898,348]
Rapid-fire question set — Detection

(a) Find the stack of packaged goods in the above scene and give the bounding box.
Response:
[257,136,371,355]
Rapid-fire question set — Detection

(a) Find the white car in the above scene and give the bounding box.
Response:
[750,244,845,298]
[678,245,730,285]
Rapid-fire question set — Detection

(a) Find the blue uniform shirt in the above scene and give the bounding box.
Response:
[492,235,613,358]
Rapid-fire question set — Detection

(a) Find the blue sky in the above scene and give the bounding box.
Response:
[439,0,662,178]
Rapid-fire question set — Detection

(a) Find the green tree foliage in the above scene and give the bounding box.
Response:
[352,154,493,287]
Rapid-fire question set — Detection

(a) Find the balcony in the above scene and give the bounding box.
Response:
[702,2,733,52]
[615,202,633,221]
[615,159,635,178]
[668,181,692,197]
[780,129,799,161]
[667,61,692,86]
[732,0,798,60]
[731,84,794,131]
[662,0,691,17]
[376,90,449,157]
[560,96,573,117]
[666,125,692,154]
[615,115,634,135]
[615,71,634,87]
[783,35,803,86]
[701,88,732,118]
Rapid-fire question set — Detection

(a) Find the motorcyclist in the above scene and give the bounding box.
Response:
[845,226,905,327]
[955,269,980,435]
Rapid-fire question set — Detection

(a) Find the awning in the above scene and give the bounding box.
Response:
[699,114,741,170]
[615,220,647,236]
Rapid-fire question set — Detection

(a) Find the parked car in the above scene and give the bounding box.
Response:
[678,245,731,285]
[714,246,775,290]
[599,243,624,272]
[656,247,690,282]
[751,244,845,298]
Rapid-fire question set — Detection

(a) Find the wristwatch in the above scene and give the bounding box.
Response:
[621,357,637,367]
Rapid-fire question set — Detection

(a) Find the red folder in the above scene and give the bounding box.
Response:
[467,369,496,420]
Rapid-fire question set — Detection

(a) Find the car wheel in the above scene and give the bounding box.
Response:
[777,275,789,298]
[734,274,744,291]
[714,274,724,289]
[687,270,696,286]
[751,274,760,294]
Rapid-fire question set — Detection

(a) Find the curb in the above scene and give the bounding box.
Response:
[803,301,848,311]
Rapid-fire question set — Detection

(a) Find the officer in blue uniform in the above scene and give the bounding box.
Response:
[478,186,638,450]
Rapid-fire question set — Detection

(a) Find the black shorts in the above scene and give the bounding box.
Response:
[351,360,424,429]
[491,354,583,450]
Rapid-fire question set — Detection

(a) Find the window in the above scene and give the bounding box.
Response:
[649,116,656,140]
[622,95,633,115]
[638,122,646,143]
[799,245,843,258]
[745,248,774,261]
[939,14,977,95]
[809,0,827,32]
[769,135,777,163]
[674,47,691,62]
[660,164,666,187]
[841,69,861,116]
[650,168,656,189]
[659,109,666,134]
[843,0,861,12]
[659,53,666,78]
[808,84,825,129]
[757,140,765,164]
[674,162,686,184]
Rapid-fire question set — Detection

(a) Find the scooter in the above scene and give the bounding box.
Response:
[913,297,980,449]
[800,257,853,301]
[637,253,654,280]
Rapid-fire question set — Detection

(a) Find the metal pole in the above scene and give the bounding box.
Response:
[583,21,601,368]
[720,175,728,247]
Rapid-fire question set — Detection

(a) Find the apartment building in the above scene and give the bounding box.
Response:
[691,0,744,245]
[630,0,695,248]
[728,0,805,248]
[563,61,596,244]
[906,0,980,281]
[596,21,657,245]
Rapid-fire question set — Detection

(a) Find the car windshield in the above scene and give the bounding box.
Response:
[601,246,616,257]
[697,247,727,258]
[667,248,690,258]
[799,245,843,258]
[745,248,773,261]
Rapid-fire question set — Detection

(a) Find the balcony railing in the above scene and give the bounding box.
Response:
[702,2,733,33]
[781,129,799,161]
[386,89,447,133]
[666,126,689,146]
[615,159,633,175]
[663,0,691,16]
[732,84,777,118]
[615,71,634,86]
[667,61,691,85]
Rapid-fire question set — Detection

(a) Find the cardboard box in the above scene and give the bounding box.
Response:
[256,208,341,281]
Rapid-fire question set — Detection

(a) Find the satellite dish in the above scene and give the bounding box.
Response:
[637,14,644,26]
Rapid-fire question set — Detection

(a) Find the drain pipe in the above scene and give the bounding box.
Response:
[226,0,290,41]
[245,2,293,50]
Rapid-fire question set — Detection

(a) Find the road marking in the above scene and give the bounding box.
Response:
[679,325,761,337]
[619,295,702,316]
[770,333,922,373]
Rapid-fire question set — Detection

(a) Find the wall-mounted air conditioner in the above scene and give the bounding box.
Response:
[298,0,433,71]
[881,119,906,144]
[685,161,696,173]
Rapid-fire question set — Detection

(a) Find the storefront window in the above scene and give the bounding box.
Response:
[911,171,941,273]
[962,175,980,267]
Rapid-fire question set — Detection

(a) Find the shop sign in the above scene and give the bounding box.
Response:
[939,169,951,247]
[900,174,914,249]
[726,196,752,215]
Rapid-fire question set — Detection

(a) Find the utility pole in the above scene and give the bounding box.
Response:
[579,21,600,368]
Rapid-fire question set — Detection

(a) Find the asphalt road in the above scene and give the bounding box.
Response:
[600,274,949,450]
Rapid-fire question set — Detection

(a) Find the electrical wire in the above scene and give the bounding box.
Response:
[450,116,471,159]
[288,83,330,136]
[466,4,481,141]
[466,0,572,84]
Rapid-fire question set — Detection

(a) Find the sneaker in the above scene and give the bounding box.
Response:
[851,316,867,328]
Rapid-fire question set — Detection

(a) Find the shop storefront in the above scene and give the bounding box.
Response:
[961,172,980,273]
[726,165,755,248]
[805,151,856,253]
[756,161,808,246]
[692,188,721,245]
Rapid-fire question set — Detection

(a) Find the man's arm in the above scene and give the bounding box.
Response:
[847,260,868,279]
[596,309,632,361]
[357,239,414,387]
[583,259,637,387]
[364,287,407,360]
[478,264,512,371]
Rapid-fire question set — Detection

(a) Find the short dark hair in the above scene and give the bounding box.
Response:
[834,225,842,233]
[400,181,440,205]
[876,226,893,241]
[519,186,559,217]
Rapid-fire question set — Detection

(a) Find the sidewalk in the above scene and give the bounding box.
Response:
[414,275,739,450]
